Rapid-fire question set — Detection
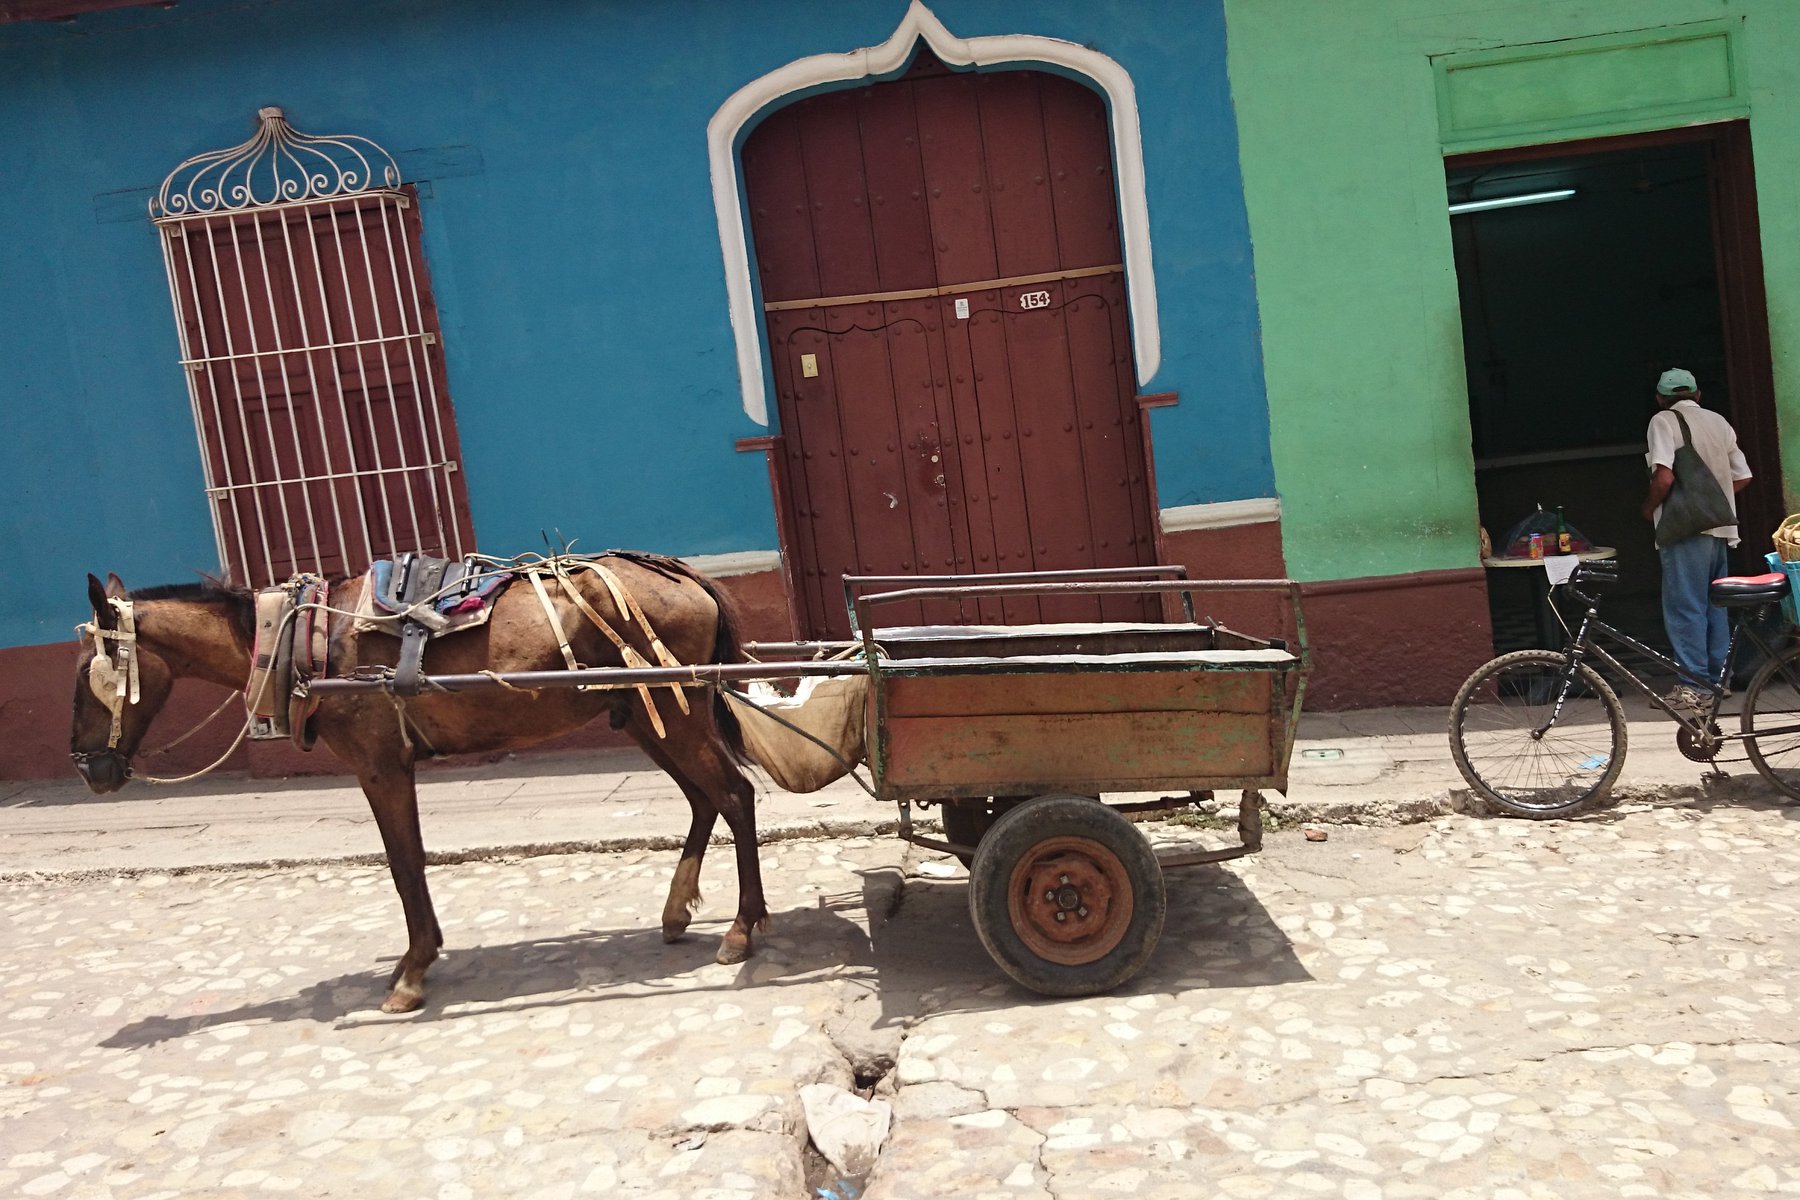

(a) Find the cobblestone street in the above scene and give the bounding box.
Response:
[5,801,1799,1199]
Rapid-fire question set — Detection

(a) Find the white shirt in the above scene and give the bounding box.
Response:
[1645,398,1752,545]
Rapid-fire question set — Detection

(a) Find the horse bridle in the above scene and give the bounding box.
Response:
[73,582,334,783]
[74,596,140,760]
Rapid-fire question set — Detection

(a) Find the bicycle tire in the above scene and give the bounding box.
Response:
[1448,650,1626,818]
[1741,643,1800,801]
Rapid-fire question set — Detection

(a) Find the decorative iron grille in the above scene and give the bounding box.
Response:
[152,107,472,587]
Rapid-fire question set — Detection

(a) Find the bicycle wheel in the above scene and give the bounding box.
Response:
[1449,650,1626,818]
[1741,643,1800,801]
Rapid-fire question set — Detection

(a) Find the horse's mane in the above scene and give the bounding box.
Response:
[127,580,248,602]
[128,579,257,647]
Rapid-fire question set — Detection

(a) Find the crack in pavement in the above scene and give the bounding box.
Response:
[998,1108,1057,1199]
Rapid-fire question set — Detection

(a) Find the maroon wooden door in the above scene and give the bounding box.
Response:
[746,61,1155,636]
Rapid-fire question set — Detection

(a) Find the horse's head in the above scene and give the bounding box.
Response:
[71,573,175,793]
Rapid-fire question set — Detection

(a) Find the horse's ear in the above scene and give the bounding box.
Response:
[105,572,126,598]
[87,574,114,627]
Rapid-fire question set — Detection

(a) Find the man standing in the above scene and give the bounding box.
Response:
[1641,367,1753,706]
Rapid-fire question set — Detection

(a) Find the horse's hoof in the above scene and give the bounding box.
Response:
[381,988,424,1014]
[715,934,752,965]
[661,921,689,944]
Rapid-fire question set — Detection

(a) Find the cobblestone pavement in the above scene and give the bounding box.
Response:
[4,800,1799,1199]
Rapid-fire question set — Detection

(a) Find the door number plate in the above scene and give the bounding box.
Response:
[1018,289,1051,310]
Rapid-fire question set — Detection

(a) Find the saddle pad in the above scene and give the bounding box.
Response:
[369,556,512,618]
[354,564,513,639]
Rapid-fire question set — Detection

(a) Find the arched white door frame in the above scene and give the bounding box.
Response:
[708,0,1161,426]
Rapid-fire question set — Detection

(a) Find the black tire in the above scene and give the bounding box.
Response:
[1741,643,1800,801]
[1448,650,1626,819]
[968,795,1166,996]
[940,796,1030,866]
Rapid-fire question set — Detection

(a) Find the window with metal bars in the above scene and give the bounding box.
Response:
[152,109,474,588]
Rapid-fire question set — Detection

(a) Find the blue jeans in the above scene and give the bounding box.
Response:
[1660,534,1731,683]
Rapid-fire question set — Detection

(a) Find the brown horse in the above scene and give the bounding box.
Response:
[69,554,763,1013]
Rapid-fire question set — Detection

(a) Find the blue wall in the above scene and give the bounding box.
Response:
[0,0,1268,649]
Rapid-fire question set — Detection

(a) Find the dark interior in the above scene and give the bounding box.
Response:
[1449,141,1729,667]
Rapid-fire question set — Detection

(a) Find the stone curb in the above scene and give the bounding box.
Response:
[5,776,1786,884]
[1276,773,1787,826]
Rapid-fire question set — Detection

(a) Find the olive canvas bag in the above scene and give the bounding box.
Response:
[1655,409,1737,547]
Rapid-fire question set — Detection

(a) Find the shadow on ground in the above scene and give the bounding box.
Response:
[99,851,1309,1050]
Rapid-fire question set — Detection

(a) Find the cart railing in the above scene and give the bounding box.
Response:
[848,576,1308,670]
[843,564,1198,632]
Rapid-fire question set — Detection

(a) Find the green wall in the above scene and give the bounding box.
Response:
[1223,0,1800,582]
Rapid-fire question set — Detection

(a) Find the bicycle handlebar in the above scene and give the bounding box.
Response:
[1563,559,1618,607]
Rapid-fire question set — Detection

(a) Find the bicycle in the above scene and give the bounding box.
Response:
[1448,557,1800,818]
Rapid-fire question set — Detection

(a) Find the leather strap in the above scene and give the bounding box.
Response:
[82,597,139,749]
[527,568,580,672]
[287,577,329,750]
[521,564,670,737]
[393,620,433,697]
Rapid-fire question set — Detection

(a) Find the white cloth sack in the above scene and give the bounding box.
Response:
[724,675,868,793]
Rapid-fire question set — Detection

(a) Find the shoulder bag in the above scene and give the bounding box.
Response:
[1655,410,1736,547]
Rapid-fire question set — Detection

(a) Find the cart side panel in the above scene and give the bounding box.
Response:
[883,710,1274,791]
[879,669,1276,793]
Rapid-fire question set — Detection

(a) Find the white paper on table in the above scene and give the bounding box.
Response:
[1543,555,1580,585]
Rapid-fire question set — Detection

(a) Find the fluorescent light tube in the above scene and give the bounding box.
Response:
[1448,188,1576,215]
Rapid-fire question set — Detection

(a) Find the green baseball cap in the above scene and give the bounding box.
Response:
[1657,367,1697,395]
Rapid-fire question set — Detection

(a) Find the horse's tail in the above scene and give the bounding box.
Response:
[610,551,751,766]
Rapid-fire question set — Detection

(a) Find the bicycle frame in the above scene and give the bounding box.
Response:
[1541,583,1800,744]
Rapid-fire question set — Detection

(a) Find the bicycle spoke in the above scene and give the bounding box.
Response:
[1450,651,1625,817]
[1743,646,1800,800]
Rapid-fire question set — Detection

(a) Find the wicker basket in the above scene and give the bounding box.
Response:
[1776,514,1800,562]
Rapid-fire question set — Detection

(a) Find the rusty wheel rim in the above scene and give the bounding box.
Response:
[1005,835,1134,966]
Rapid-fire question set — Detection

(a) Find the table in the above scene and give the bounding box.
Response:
[1481,547,1616,651]
[1481,547,1616,571]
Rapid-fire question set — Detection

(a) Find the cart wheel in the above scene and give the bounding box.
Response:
[940,796,1030,866]
[968,795,1167,996]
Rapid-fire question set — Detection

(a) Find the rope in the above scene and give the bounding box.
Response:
[109,590,296,787]
[136,720,251,786]
[387,691,436,755]
[139,592,309,786]
[143,690,242,756]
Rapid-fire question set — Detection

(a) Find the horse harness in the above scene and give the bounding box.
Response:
[245,573,331,748]
[80,552,690,776]
[78,596,141,752]
[265,551,691,743]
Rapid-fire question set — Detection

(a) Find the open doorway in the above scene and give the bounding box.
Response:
[1448,122,1781,669]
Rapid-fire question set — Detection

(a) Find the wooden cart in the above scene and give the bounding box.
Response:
[781,567,1308,996]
